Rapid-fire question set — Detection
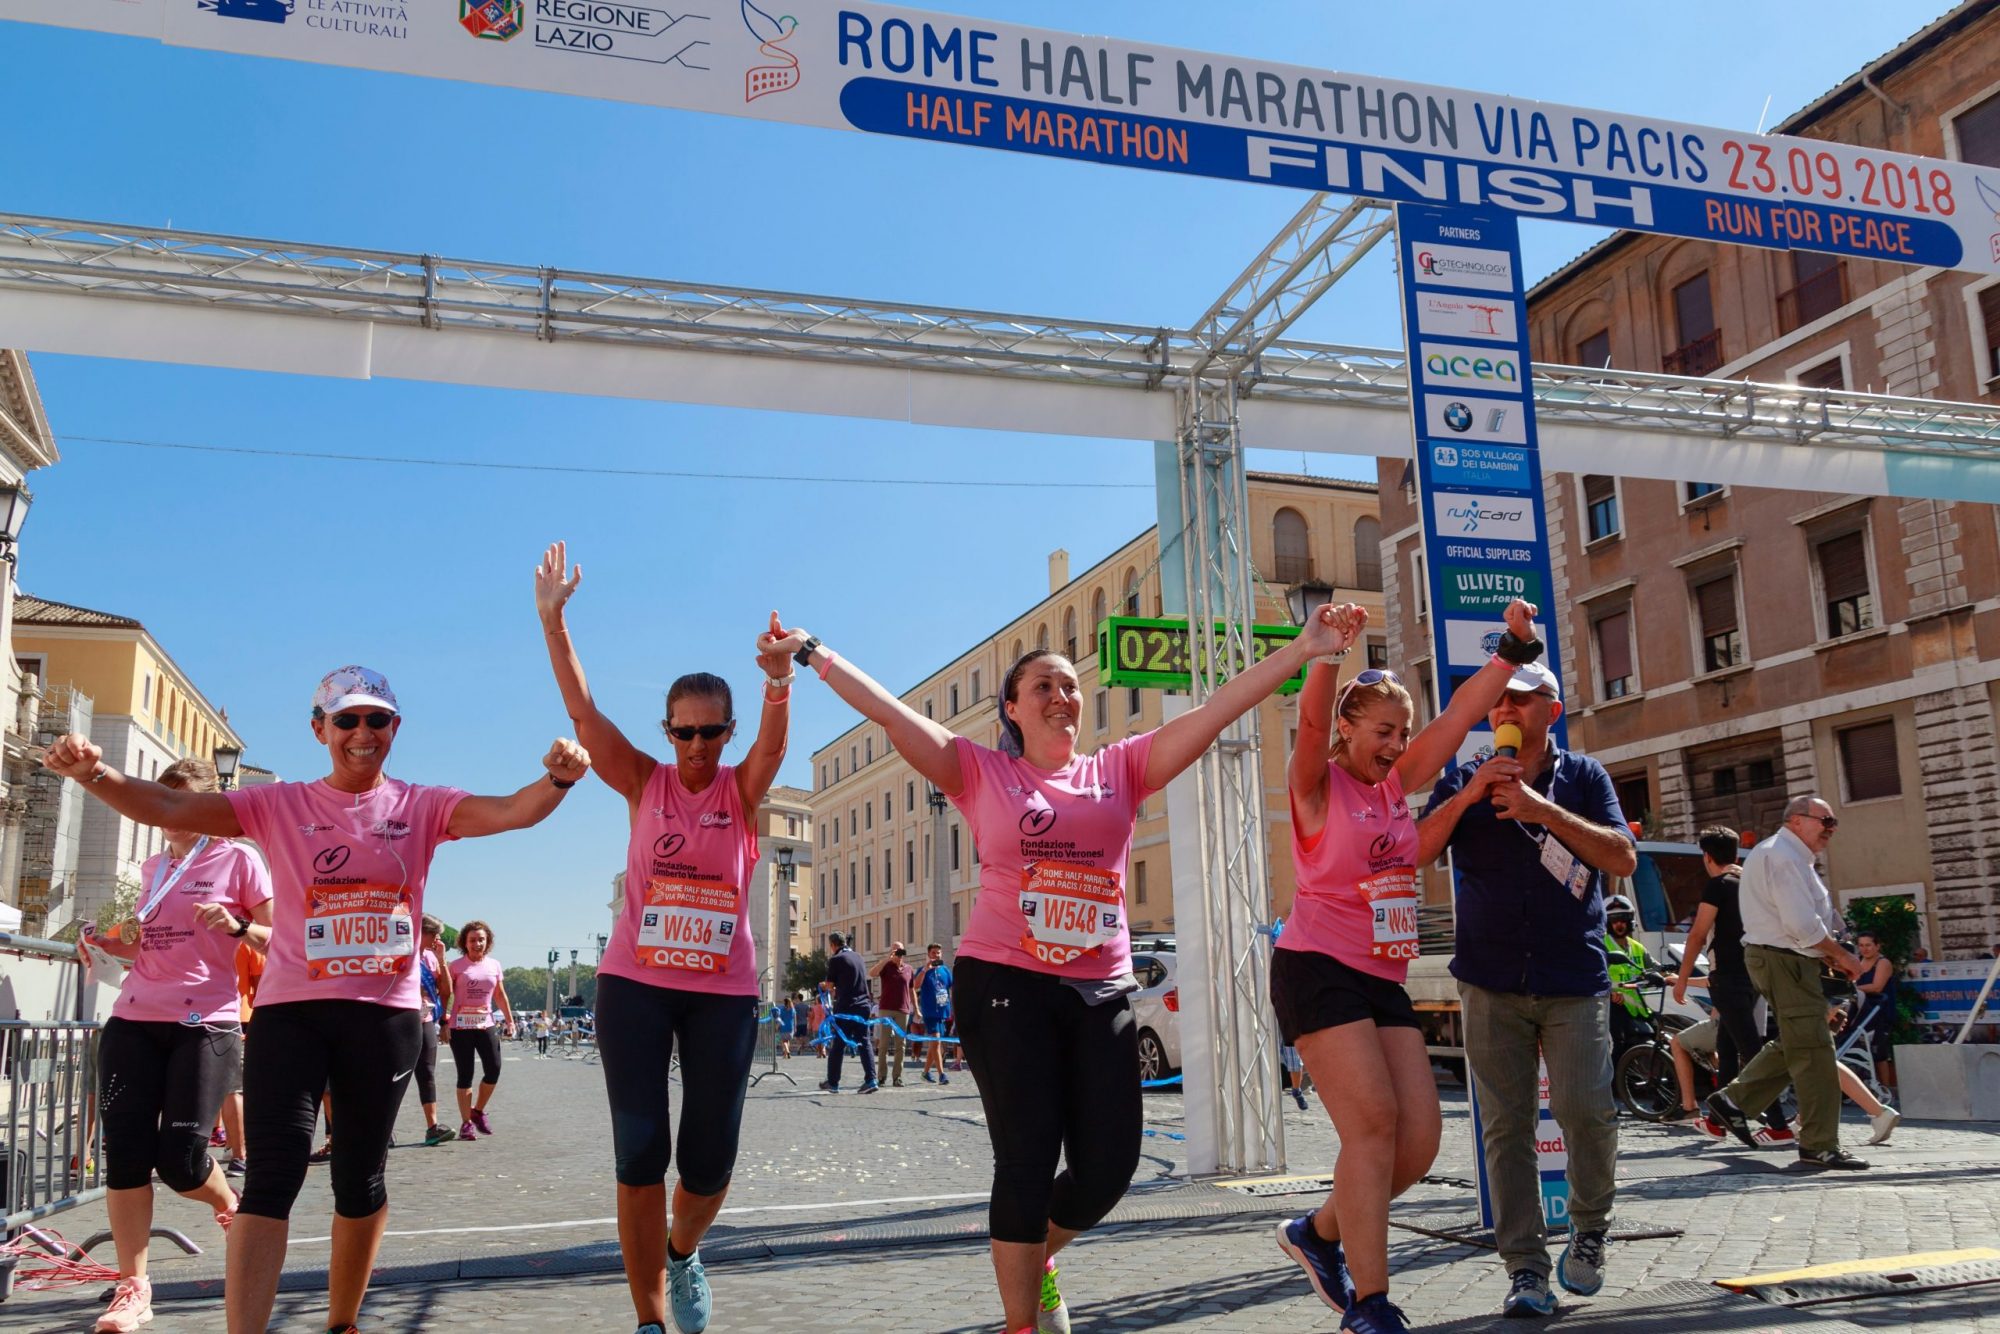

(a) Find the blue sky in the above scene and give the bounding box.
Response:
[2,2,1939,960]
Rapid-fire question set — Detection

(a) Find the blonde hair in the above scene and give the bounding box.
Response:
[159,758,219,793]
[1331,676,1415,757]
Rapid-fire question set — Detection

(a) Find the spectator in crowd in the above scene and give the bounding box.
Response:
[912,943,954,1085]
[872,943,915,1086]
[820,933,878,1093]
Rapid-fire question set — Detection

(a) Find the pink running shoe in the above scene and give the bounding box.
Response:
[460,1120,479,1141]
[470,1108,494,1137]
[94,1275,153,1332]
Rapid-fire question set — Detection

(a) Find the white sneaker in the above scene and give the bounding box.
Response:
[1868,1106,1901,1145]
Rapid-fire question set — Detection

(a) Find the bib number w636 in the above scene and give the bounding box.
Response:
[636,878,741,973]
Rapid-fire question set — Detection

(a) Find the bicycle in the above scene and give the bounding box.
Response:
[1613,966,1709,1120]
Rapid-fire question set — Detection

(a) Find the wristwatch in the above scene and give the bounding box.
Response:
[793,635,823,669]
[228,916,251,938]
[1495,630,1545,666]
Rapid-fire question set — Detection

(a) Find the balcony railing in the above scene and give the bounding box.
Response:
[1663,330,1723,378]
[1777,261,1848,334]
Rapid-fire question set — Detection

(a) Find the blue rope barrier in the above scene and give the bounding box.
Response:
[803,1011,962,1051]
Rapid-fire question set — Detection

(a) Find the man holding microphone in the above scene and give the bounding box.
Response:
[1704,795,1869,1170]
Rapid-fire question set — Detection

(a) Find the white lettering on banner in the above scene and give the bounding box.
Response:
[1410,241,1514,292]
[12,0,1994,273]
[1431,491,1537,544]
[1425,392,1527,445]
[1418,342,1521,391]
[1414,294,1519,343]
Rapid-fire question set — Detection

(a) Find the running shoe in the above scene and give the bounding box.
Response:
[1037,1260,1071,1334]
[470,1108,494,1136]
[938,1073,950,1085]
[1341,1293,1412,1334]
[1694,1114,1726,1141]
[1703,1091,1758,1148]
[858,1081,880,1095]
[93,1275,152,1332]
[328,1326,361,1334]
[460,1121,479,1141]
[922,1070,936,1083]
[208,1127,228,1148]
[225,1157,247,1178]
[1275,1213,1355,1312]
[1291,1087,1309,1111]
[1868,1107,1901,1145]
[1752,1126,1797,1148]
[817,1080,841,1093]
[1796,1147,1869,1171]
[1502,1269,1557,1318]
[1556,1229,1606,1296]
[666,1248,712,1333]
[423,1123,457,1146]
[636,1326,666,1334]
[1658,1104,1700,1123]
[307,1142,334,1164]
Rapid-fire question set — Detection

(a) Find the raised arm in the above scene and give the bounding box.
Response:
[736,611,795,813]
[1393,599,1538,792]
[1673,902,1720,1005]
[41,734,242,837]
[1145,602,1355,794]
[446,739,591,839]
[767,625,963,797]
[536,541,655,803]
[1286,605,1364,838]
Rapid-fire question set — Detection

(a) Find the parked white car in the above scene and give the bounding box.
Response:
[1130,946,1182,1085]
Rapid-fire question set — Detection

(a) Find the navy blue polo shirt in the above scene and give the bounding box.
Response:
[1422,746,1632,998]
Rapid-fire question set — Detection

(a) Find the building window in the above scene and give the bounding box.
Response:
[907,780,916,812]
[1779,252,1847,333]
[787,815,799,836]
[1411,550,1428,620]
[1127,687,1142,718]
[1975,284,2000,385]
[1033,625,1047,652]
[1713,767,1739,797]
[971,668,982,701]
[833,758,840,781]
[819,882,826,911]
[1124,570,1141,615]
[1366,639,1389,670]
[1574,327,1611,370]
[906,840,915,883]
[1694,573,1743,673]
[1090,588,1106,639]
[906,911,916,941]
[1094,689,1108,732]
[952,901,962,937]
[864,803,871,831]
[1839,719,1902,801]
[850,745,857,771]
[865,737,873,764]
[864,922,872,951]
[1816,529,1875,638]
[949,684,960,715]
[1273,507,1311,583]
[849,809,857,835]
[1011,638,1024,663]
[1418,670,1436,723]
[1582,475,1620,543]
[864,857,872,895]
[831,822,839,845]
[1352,516,1382,591]
[1593,607,1636,699]
[883,792,892,821]
[1685,481,1723,503]
[924,698,934,719]
[831,867,839,901]
[883,850,892,892]
[1063,608,1078,661]
[1665,272,1721,376]
[1796,356,1845,391]
[1951,87,2000,166]
[950,824,961,871]
[1134,858,1148,905]
[1747,758,1776,789]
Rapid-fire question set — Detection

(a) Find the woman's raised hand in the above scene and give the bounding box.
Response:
[535,541,582,627]
[1503,598,1539,644]
[41,732,102,782]
[755,611,797,680]
[543,738,592,784]
[1299,601,1366,659]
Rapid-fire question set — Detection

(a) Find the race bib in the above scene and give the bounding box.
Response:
[455,1004,493,1029]
[1361,867,1420,961]
[304,885,416,981]
[1018,861,1123,967]
[1539,834,1592,900]
[635,878,741,973]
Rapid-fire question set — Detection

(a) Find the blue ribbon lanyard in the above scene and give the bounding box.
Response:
[137,836,211,923]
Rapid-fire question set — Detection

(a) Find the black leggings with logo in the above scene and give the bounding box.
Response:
[594,973,758,1196]
[450,1026,503,1090]
[98,1017,240,1194]
[953,956,1142,1245]
[239,1000,420,1220]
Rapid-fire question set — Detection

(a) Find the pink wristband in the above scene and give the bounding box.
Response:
[815,648,838,681]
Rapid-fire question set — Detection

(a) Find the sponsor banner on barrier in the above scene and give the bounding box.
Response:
[1417,341,1524,392]
[1410,240,1516,292]
[1427,440,1534,492]
[1442,617,1512,670]
[1425,392,1528,445]
[9,0,1995,273]
[1438,563,1544,614]
[1431,488,1538,543]
[1905,960,2000,1024]
[1415,292,1519,343]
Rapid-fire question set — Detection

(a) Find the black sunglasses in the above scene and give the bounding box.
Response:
[1802,814,1840,830]
[330,711,396,730]
[665,722,732,742]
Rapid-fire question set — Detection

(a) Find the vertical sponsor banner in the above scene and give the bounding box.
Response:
[1396,203,1569,1231]
[1468,1059,1568,1232]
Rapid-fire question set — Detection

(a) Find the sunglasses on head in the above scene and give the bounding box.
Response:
[329,711,396,730]
[666,722,732,742]
[1335,668,1400,713]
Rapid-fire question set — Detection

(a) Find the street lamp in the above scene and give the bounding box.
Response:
[927,784,953,962]
[212,744,243,790]
[1285,579,1336,627]
[775,844,797,884]
[0,484,31,566]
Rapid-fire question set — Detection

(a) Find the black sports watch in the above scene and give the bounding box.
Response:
[793,635,823,669]
[228,916,251,938]
[1495,630,1545,666]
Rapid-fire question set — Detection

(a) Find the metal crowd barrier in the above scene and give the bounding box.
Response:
[0,931,105,1301]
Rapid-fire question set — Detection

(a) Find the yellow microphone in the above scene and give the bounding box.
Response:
[1494,723,1523,758]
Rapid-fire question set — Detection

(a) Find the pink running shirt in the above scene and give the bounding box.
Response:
[226,778,467,1010]
[598,764,759,997]
[1280,763,1420,983]
[949,732,1157,980]
[448,955,505,1029]
[114,839,274,1025]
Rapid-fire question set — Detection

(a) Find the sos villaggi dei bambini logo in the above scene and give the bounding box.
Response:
[461,0,524,40]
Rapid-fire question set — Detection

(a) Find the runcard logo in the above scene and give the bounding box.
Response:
[1410,241,1516,293]
[1432,490,1536,543]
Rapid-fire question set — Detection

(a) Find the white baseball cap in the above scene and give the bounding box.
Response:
[1503,660,1561,700]
[313,665,399,716]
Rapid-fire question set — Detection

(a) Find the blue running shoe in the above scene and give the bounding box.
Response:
[1502,1268,1558,1318]
[637,1326,666,1334]
[1341,1293,1411,1334]
[1557,1228,1606,1296]
[1275,1214,1356,1312]
[667,1250,711,1333]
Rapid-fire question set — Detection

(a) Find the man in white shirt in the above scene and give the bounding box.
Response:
[1705,795,1867,1169]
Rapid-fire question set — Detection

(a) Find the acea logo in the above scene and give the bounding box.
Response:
[199,0,293,21]
[460,0,523,40]
[1420,341,1521,391]
[744,0,801,101]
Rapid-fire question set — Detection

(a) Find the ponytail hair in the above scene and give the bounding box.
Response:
[998,649,1067,758]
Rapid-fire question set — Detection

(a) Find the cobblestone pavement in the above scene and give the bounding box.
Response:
[9,1045,1998,1332]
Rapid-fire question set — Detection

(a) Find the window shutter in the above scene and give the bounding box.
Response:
[1697,576,1738,635]
[1981,286,2000,380]
[1274,508,1310,583]
[1839,720,1901,801]
[1584,475,1615,505]
[1597,610,1633,683]
[1957,91,2000,168]
[1818,531,1870,601]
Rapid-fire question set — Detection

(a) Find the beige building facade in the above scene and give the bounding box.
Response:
[809,472,1386,958]
[754,784,814,1000]
[1378,1,2000,957]
[0,349,60,930]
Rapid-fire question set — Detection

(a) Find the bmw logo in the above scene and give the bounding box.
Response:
[1443,401,1474,433]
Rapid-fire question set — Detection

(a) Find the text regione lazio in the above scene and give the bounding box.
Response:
[1,3,2000,1334]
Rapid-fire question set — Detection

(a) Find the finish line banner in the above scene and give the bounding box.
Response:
[9,0,2000,274]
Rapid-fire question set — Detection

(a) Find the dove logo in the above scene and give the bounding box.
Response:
[744,0,801,101]
[1981,177,2000,263]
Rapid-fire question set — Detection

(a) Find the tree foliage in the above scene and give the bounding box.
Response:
[783,948,828,998]
[1845,894,1925,1047]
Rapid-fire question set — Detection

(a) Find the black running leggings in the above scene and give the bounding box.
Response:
[953,956,1142,1245]
[593,973,757,1196]
[98,1017,240,1193]
[415,1019,440,1105]
[239,1000,420,1220]
[450,1026,503,1091]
